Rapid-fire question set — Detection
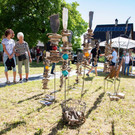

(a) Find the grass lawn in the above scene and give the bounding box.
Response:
[0,71,135,135]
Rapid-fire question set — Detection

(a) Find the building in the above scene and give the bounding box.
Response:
[94,23,134,41]
[93,23,135,53]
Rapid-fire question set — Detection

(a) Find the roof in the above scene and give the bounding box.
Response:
[94,23,133,41]
[99,37,135,49]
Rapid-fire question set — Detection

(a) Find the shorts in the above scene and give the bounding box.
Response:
[17,56,29,74]
[92,62,98,67]
[110,61,115,66]
[37,53,40,56]
[3,55,16,72]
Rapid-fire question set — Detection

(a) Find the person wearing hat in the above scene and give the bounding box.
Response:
[86,41,104,76]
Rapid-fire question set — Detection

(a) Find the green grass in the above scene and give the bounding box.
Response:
[0,71,135,135]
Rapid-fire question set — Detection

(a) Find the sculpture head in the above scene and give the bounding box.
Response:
[89,11,94,29]
[50,14,60,33]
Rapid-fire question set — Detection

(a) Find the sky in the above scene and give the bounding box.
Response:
[66,0,135,30]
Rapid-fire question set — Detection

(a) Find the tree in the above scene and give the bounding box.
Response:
[0,0,88,51]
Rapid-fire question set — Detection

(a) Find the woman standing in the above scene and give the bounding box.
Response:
[15,32,32,83]
[36,46,40,63]
[2,29,16,84]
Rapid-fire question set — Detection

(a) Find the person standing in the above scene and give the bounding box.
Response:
[15,32,32,83]
[36,47,40,63]
[86,42,104,76]
[124,53,130,76]
[2,29,16,84]
[129,52,133,74]
[110,48,117,71]
[121,51,126,74]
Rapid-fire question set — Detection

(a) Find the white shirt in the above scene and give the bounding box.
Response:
[124,55,130,64]
[112,51,117,63]
[2,38,15,56]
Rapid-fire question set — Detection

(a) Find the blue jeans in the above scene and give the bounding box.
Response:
[3,55,16,72]
[124,64,129,75]
[51,63,56,73]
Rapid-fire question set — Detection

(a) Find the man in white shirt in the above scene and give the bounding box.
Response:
[110,48,117,70]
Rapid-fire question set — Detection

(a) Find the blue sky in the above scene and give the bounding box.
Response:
[66,0,135,30]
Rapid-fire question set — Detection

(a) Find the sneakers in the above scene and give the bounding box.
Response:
[25,79,28,82]
[86,73,89,77]
[18,79,23,83]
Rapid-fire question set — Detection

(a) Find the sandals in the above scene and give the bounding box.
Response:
[6,81,11,84]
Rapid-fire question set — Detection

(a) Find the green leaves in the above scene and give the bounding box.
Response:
[0,0,88,51]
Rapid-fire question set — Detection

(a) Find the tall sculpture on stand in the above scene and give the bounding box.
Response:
[81,11,94,91]
[60,8,72,90]
[61,11,94,126]
[103,31,112,72]
[41,14,62,105]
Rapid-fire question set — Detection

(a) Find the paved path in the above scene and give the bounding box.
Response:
[1,62,134,87]
[0,68,103,88]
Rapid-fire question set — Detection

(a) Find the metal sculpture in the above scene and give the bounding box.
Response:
[41,14,62,105]
[61,9,88,126]
[59,8,72,90]
[104,59,125,101]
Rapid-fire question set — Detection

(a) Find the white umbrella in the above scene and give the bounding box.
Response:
[100,37,135,49]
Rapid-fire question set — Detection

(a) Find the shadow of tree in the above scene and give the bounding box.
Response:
[0,121,26,135]
[85,92,105,118]
[17,93,44,104]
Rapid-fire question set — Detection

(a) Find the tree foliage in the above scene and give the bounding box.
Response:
[0,0,88,51]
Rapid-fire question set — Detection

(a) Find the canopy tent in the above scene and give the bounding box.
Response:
[99,37,135,49]
[37,41,44,47]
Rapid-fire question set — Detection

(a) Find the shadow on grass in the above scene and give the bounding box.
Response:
[18,93,44,104]
[85,92,105,118]
[84,76,95,81]
[0,121,26,135]
[81,89,89,98]
[111,120,115,135]
[48,118,82,135]
[48,119,65,135]
[91,86,102,94]
[34,129,43,135]
[26,104,47,115]
[0,82,19,88]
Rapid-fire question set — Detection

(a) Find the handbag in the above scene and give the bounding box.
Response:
[18,54,27,61]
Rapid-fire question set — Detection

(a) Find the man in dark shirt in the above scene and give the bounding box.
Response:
[86,42,104,76]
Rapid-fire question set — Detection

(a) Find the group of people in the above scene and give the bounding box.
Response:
[1,29,32,84]
[85,41,134,77]
[1,29,134,84]
[30,47,44,63]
